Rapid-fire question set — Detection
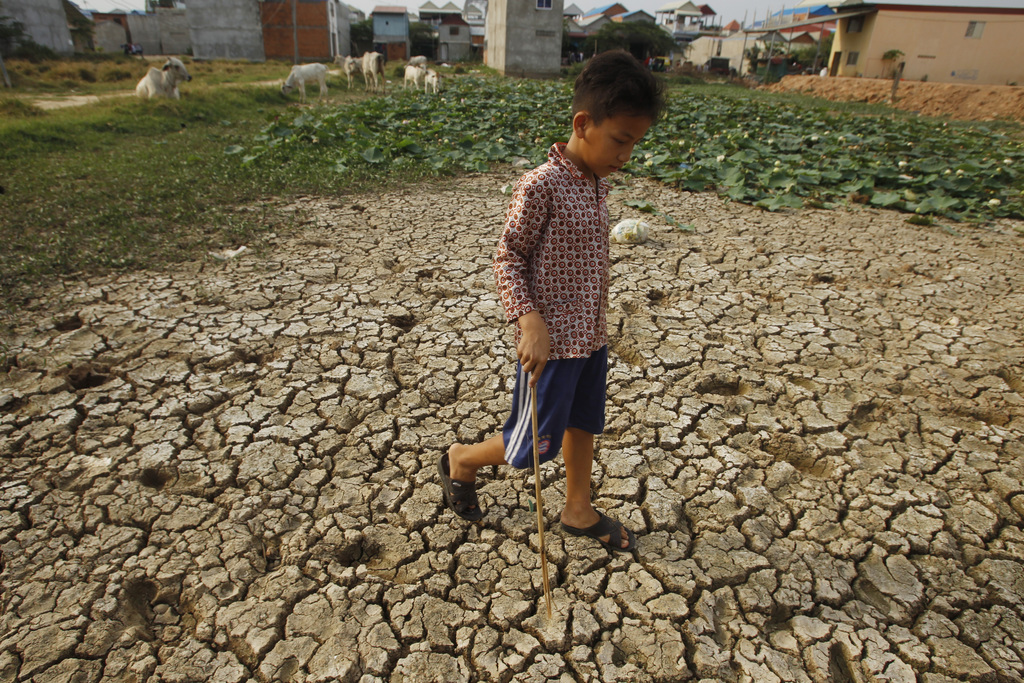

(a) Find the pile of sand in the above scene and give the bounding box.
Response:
[767,75,1024,122]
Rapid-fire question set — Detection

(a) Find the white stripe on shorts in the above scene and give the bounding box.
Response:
[505,365,531,465]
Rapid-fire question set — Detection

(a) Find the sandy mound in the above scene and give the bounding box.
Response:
[767,75,1024,122]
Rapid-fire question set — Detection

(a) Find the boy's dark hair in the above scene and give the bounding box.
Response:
[572,50,665,123]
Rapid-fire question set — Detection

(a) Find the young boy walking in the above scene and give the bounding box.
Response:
[438,50,664,552]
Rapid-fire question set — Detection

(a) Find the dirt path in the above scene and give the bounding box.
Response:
[2,172,1023,681]
[768,74,1024,122]
[24,70,344,110]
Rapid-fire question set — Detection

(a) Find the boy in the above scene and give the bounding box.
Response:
[438,50,664,552]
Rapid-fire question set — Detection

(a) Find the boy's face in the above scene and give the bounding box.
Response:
[573,111,653,179]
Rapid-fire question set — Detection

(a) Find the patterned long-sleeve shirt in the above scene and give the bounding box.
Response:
[493,142,611,360]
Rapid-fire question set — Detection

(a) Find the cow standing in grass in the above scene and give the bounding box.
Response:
[335,55,359,89]
[281,63,329,103]
[361,52,386,94]
[404,64,425,90]
[135,57,192,99]
[424,68,440,94]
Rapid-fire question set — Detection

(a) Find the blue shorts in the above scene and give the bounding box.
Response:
[502,346,608,469]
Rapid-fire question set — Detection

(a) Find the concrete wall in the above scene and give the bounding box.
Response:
[94,20,127,54]
[187,0,265,61]
[832,8,1024,85]
[0,0,74,55]
[485,0,562,77]
[126,13,161,56]
[440,22,471,61]
[262,0,344,62]
[157,7,190,55]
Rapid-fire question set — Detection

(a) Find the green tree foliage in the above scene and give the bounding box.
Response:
[584,21,675,60]
[409,21,435,60]
[0,12,56,60]
[350,18,372,55]
[62,0,95,51]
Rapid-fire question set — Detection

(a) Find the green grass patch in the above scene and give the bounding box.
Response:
[239,76,1024,222]
[0,83,400,312]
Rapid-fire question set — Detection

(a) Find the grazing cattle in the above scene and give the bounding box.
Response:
[135,57,192,99]
[361,51,386,94]
[334,54,359,89]
[408,55,428,67]
[281,63,329,103]
[404,64,425,90]
[424,68,440,94]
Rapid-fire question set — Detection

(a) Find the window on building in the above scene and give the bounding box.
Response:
[450,25,460,34]
[847,51,859,66]
[966,21,985,38]
[537,0,552,8]
[847,17,863,33]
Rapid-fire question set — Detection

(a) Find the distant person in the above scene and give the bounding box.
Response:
[820,66,828,77]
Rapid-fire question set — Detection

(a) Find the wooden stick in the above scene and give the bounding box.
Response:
[531,383,553,620]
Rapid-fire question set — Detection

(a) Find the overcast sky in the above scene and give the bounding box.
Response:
[78,0,780,29]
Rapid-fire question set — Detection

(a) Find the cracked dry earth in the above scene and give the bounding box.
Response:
[2,171,1024,683]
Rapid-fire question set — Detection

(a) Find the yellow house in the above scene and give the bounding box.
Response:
[817,0,1024,85]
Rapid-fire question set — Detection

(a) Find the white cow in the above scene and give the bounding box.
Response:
[408,55,428,67]
[404,64,425,90]
[361,51,386,94]
[135,57,192,99]
[424,68,440,94]
[281,63,328,103]
[335,54,359,89]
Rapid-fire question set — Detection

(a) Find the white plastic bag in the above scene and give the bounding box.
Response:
[610,218,650,244]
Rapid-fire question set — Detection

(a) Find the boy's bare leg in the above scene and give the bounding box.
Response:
[449,435,505,482]
[560,427,631,549]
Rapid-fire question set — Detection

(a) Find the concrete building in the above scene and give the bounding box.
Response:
[815,0,1024,84]
[438,13,472,60]
[93,19,127,53]
[1,0,74,55]
[187,0,265,60]
[187,0,349,62]
[126,12,161,54]
[485,0,563,77]
[155,7,190,54]
[372,6,410,61]
[261,0,351,61]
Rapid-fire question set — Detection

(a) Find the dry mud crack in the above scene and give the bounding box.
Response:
[2,172,1023,682]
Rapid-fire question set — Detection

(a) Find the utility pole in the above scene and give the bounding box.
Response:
[739,10,748,75]
[292,0,299,64]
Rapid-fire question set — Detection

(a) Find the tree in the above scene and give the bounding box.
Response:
[350,18,372,55]
[584,21,675,61]
[409,21,435,60]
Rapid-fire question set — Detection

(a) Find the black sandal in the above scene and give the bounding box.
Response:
[561,512,636,552]
[438,453,484,521]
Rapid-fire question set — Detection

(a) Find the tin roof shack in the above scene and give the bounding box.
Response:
[818,0,1024,84]
[485,0,563,76]
[373,6,410,61]
[1,0,74,55]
